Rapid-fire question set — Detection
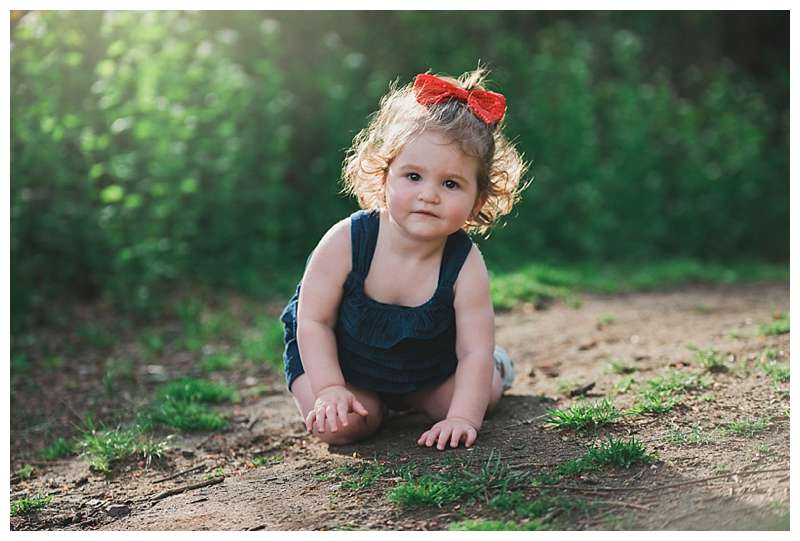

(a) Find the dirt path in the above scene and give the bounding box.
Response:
[10,282,790,530]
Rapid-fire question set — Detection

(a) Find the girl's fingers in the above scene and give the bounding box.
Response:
[450,428,463,448]
[465,428,478,448]
[337,402,350,427]
[305,410,316,433]
[351,397,369,417]
[315,408,326,433]
[326,405,338,432]
[425,427,440,447]
[437,427,452,450]
[417,431,429,446]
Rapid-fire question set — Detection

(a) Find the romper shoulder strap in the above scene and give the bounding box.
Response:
[349,209,380,277]
[438,230,474,289]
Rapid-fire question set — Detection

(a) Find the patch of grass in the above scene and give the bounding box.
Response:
[487,260,787,311]
[337,462,388,490]
[240,315,285,370]
[252,454,284,467]
[206,467,225,479]
[388,453,527,508]
[488,489,525,511]
[661,424,718,446]
[488,489,590,522]
[758,349,789,384]
[758,312,789,336]
[154,378,239,404]
[17,464,34,479]
[200,351,238,372]
[607,358,637,375]
[448,519,548,531]
[612,375,636,395]
[554,437,657,478]
[724,417,770,437]
[626,391,680,415]
[11,495,53,516]
[141,377,237,433]
[490,267,579,311]
[144,399,229,432]
[687,344,727,372]
[78,422,168,473]
[545,399,622,430]
[754,443,770,455]
[37,437,75,460]
[643,369,711,395]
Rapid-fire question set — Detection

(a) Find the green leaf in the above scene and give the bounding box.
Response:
[100,185,125,203]
[180,178,198,194]
[96,59,115,78]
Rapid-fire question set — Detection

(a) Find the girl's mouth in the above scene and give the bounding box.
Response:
[413,210,438,218]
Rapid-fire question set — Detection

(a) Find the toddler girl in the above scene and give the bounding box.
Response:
[280,67,528,450]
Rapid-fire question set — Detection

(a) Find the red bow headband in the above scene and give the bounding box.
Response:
[413,73,507,125]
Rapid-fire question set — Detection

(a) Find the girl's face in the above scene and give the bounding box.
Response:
[384,130,485,241]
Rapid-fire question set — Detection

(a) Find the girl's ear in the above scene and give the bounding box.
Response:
[471,192,488,219]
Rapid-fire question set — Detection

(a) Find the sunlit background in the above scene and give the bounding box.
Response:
[11,11,789,328]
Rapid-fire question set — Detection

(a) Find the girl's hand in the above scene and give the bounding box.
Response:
[305,385,369,434]
[417,416,478,450]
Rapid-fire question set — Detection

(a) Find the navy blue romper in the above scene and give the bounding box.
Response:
[280,209,474,396]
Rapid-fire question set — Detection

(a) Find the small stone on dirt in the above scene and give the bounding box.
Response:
[106,504,131,517]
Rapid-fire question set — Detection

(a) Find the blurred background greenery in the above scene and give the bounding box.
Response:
[11,11,789,331]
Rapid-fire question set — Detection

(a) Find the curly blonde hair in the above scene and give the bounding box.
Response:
[341,67,530,236]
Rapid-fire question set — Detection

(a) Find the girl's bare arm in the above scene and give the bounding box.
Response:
[447,245,495,428]
[296,218,352,395]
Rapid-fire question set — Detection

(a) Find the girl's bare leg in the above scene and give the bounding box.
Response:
[290,374,384,445]
[401,365,504,422]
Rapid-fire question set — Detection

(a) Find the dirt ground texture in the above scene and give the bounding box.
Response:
[9,282,790,531]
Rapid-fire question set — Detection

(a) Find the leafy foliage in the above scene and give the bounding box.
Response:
[11,12,788,328]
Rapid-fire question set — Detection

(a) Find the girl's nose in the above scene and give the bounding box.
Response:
[417,185,439,204]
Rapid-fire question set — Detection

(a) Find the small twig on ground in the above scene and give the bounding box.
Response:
[568,382,596,398]
[148,476,224,502]
[247,417,263,431]
[152,464,206,484]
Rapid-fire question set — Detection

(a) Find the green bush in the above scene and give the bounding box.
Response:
[11,12,788,328]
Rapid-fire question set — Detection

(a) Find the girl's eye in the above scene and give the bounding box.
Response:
[443,179,459,190]
[407,173,421,181]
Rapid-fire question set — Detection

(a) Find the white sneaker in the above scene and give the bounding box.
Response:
[493,346,515,391]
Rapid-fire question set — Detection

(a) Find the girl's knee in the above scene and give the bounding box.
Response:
[486,368,505,413]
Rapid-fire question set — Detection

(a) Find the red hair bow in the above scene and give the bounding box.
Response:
[413,73,507,125]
